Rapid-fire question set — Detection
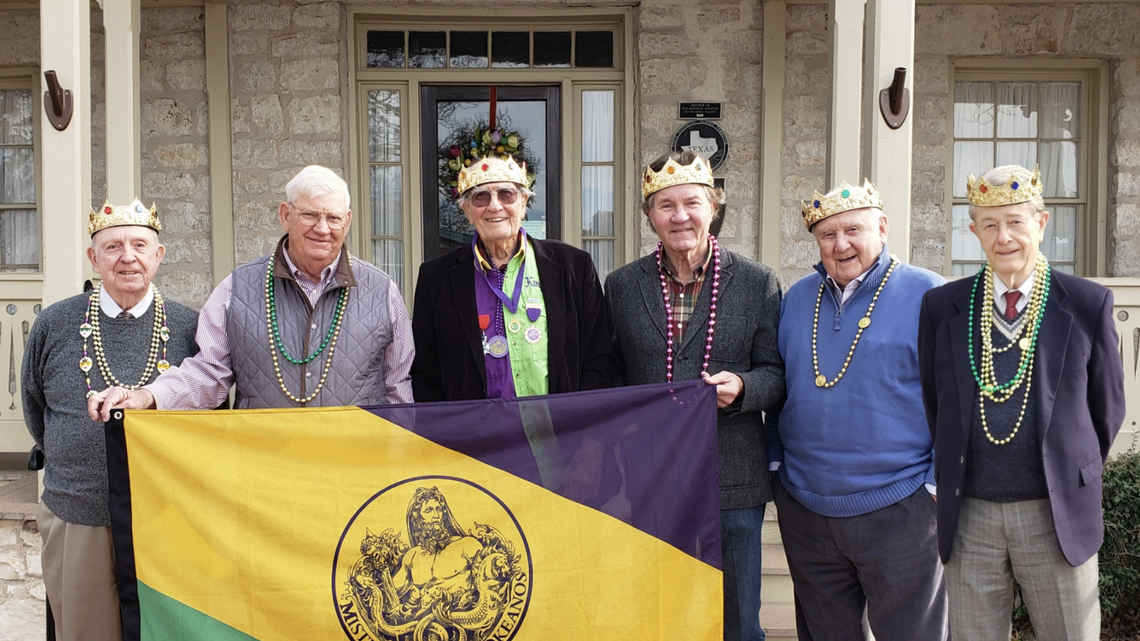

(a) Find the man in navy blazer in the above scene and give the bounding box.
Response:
[918,164,1125,640]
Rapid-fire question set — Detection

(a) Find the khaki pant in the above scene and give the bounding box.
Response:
[37,502,122,641]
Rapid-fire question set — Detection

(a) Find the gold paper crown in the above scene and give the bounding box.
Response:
[966,165,1044,207]
[88,199,161,236]
[457,156,530,194]
[800,180,883,230]
[642,156,715,200]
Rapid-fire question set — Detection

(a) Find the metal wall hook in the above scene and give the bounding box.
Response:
[878,67,910,130]
[43,70,73,131]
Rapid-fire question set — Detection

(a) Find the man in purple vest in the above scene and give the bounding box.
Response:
[89,165,413,416]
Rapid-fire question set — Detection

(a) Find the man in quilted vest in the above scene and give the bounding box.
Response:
[89,165,413,415]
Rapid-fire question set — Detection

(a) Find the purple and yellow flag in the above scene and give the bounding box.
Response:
[106,381,722,640]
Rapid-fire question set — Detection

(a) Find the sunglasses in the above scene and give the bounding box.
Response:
[470,188,520,207]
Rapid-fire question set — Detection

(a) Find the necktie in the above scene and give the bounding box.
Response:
[1003,291,1021,320]
[118,311,133,319]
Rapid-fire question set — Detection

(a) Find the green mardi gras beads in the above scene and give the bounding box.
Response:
[266,256,348,365]
[967,258,1051,394]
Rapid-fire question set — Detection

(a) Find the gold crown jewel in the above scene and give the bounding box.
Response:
[800,180,883,230]
[966,165,1044,207]
[642,157,716,200]
[88,199,161,236]
[457,155,531,195]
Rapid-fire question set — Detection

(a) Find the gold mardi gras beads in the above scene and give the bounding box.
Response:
[80,285,170,397]
[812,257,899,388]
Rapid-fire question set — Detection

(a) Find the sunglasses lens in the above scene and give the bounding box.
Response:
[472,192,491,207]
[498,189,518,204]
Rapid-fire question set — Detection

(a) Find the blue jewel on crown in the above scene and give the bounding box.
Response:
[1011,181,1020,190]
[813,200,821,209]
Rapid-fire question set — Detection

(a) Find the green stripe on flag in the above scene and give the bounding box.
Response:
[138,582,258,641]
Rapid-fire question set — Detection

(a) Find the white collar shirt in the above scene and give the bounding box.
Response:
[98,284,154,318]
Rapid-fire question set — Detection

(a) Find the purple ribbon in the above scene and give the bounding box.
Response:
[473,233,526,314]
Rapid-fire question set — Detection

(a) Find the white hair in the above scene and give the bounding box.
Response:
[968,164,1046,220]
[285,165,350,210]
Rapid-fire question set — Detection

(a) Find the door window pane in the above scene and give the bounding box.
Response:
[582,91,614,163]
[371,165,402,236]
[534,32,571,68]
[575,31,614,68]
[582,166,613,237]
[492,32,529,68]
[585,239,614,284]
[366,31,405,68]
[367,90,400,163]
[450,32,487,69]
[409,32,446,68]
[372,239,404,293]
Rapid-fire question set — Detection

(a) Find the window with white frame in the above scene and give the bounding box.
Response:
[950,74,1094,277]
[0,82,38,272]
[580,87,616,282]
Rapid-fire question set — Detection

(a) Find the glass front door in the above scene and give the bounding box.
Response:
[420,85,561,261]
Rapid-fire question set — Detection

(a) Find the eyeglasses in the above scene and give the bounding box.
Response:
[290,205,348,230]
[470,188,520,207]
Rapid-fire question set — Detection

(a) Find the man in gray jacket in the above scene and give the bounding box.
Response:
[23,201,200,641]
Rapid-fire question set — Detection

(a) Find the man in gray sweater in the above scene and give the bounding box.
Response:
[22,201,199,641]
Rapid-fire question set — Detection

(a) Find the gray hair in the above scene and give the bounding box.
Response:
[285,165,351,211]
[456,183,535,210]
[968,164,1046,220]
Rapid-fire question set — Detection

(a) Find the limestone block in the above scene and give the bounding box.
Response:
[783,94,826,139]
[912,95,948,140]
[910,238,945,273]
[913,56,949,94]
[721,104,761,138]
[0,522,16,547]
[234,59,278,93]
[152,142,209,170]
[782,173,822,205]
[912,168,946,201]
[280,58,340,92]
[154,270,214,309]
[785,5,825,34]
[143,171,202,200]
[637,101,677,142]
[1117,101,1140,135]
[1065,4,1140,57]
[727,140,760,167]
[142,99,195,137]
[234,199,281,232]
[288,95,341,135]
[233,139,279,170]
[794,140,825,168]
[251,95,285,134]
[638,32,700,59]
[1117,173,1140,198]
[196,100,209,138]
[0,590,45,640]
[235,234,283,264]
[996,5,1065,55]
[281,140,342,165]
[1116,59,1140,98]
[915,6,1001,56]
[231,3,292,32]
[293,2,340,29]
[638,3,688,32]
[697,6,741,30]
[140,59,165,94]
[141,7,204,34]
[161,237,213,265]
[781,241,821,271]
[29,580,45,600]
[166,59,205,91]
[234,171,270,197]
[910,202,944,235]
[640,57,710,96]
[271,32,338,58]
[160,200,211,234]
[1115,140,1140,168]
[1113,238,1140,277]
[0,11,39,66]
[724,170,758,200]
[19,520,38,547]
[913,144,946,171]
[717,31,762,65]
[1116,203,1140,236]
[232,100,251,134]
[144,32,205,60]
[231,32,269,56]
[787,30,828,57]
[783,56,828,95]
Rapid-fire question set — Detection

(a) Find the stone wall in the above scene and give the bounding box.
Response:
[636,0,764,260]
[0,518,44,641]
[228,0,348,266]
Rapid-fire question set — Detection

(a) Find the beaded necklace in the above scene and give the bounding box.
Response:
[658,235,721,383]
[79,285,170,398]
[264,255,350,404]
[811,257,898,388]
[967,254,1050,445]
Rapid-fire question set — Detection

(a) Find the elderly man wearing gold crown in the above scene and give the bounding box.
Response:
[605,151,785,641]
[22,201,200,640]
[918,165,1125,640]
[765,180,949,639]
[410,154,616,402]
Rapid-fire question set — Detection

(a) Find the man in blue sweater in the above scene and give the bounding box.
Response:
[767,180,948,640]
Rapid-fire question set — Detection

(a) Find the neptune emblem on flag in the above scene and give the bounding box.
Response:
[334,477,533,641]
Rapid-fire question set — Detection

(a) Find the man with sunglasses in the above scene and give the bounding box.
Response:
[89,165,413,416]
[411,155,616,402]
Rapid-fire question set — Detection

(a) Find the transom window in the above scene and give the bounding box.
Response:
[950,77,1087,276]
[366,29,614,70]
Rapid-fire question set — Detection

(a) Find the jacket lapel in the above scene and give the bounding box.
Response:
[533,240,567,388]
[950,279,978,439]
[637,257,669,340]
[448,248,486,382]
[1034,273,1072,441]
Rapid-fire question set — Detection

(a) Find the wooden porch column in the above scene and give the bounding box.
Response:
[827,0,865,187]
[863,0,915,261]
[101,0,142,202]
[40,0,91,306]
